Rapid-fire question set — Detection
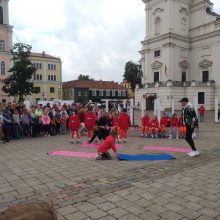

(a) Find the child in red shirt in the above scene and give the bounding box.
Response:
[84,108,96,141]
[96,129,119,160]
[69,110,80,143]
[149,115,159,138]
[169,113,179,140]
[160,112,168,137]
[141,111,150,137]
[178,114,186,138]
[118,109,131,143]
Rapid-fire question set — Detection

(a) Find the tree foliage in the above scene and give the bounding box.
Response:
[123,61,142,91]
[2,43,38,101]
[77,74,94,80]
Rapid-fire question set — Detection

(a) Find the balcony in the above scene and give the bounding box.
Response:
[138,80,216,89]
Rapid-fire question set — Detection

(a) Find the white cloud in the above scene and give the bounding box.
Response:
[9,0,220,82]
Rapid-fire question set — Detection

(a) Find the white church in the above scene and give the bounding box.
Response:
[135,0,220,110]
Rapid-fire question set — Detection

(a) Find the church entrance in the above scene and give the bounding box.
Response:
[146,94,157,110]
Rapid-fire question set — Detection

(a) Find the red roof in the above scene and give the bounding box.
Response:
[31,52,60,60]
[63,80,127,90]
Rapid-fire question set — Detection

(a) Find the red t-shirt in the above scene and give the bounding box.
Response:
[84,112,96,128]
[119,113,131,130]
[142,115,150,127]
[69,115,80,130]
[97,135,116,153]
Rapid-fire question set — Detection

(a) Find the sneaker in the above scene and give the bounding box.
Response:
[123,140,126,144]
[187,151,200,157]
[70,140,74,144]
[145,134,148,138]
[141,134,144,137]
[151,135,154,138]
[168,135,172,140]
[76,140,80,144]
[155,135,158,138]
[118,140,122,144]
[176,135,179,140]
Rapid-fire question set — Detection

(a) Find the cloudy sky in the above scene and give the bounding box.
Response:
[9,0,220,83]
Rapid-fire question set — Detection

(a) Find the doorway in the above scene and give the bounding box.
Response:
[146,94,157,110]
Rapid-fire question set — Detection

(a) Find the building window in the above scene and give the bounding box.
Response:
[48,75,50,81]
[78,91,81,96]
[198,92,205,104]
[34,73,36,80]
[84,91,87,96]
[0,6,3,24]
[112,90,116,97]
[154,72,159,83]
[48,64,56,70]
[122,91,126,97]
[155,17,161,35]
[99,90,103,96]
[118,91,122,97]
[54,75,56,81]
[202,71,209,83]
[181,18,186,31]
[50,87,55,93]
[106,90,110,97]
[35,87,41,93]
[33,63,42,69]
[154,50,160,58]
[40,74,42,81]
[0,61,5,75]
[92,90,96,96]
[0,40,5,51]
[182,72,186,82]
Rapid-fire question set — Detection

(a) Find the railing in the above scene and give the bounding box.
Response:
[137,80,216,88]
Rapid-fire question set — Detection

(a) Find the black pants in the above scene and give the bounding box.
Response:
[185,126,196,151]
[100,152,111,160]
[3,127,10,142]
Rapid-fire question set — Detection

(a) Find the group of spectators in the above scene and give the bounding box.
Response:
[0,101,131,144]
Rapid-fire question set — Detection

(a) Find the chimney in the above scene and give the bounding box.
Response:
[42,51,45,57]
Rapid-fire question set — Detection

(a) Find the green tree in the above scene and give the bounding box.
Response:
[77,74,94,80]
[123,61,142,91]
[2,43,38,101]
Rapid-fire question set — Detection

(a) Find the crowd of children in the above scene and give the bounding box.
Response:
[141,111,198,139]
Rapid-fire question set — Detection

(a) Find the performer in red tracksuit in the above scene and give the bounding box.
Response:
[149,115,159,138]
[84,108,96,140]
[69,110,80,143]
[96,129,119,160]
[113,113,120,141]
[169,113,179,139]
[118,109,131,143]
[160,113,168,137]
[141,111,150,137]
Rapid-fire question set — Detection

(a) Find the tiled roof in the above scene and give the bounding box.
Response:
[30,52,60,60]
[63,80,127,90]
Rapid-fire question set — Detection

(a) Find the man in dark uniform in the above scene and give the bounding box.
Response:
[179,97,200,157]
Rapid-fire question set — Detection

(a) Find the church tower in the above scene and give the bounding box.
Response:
[0,0,13,102]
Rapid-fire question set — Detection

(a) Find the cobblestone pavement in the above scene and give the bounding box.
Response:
[1,122,220,220]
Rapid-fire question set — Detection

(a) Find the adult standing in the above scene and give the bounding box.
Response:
[180,98,199,157]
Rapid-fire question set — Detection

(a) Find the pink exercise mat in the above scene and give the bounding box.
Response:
[143,146,191,153]
[48,151,96,159]
[81,142,122,149]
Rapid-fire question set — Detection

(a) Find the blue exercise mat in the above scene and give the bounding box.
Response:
[118,153,176,161]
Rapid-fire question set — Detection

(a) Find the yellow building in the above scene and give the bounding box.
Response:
[120,80,134,99]
[25,52,62,103]
[0,0,13,103]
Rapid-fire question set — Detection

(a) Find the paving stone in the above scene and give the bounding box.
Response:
[120,214,140,220]
[65,211,88,220]
[198,207,220,218]
[58,205,77,215]
[178,208,202,219]
[97,202,117,211]
[160,210,183,220]
[107,207,128,218]
[139,211,160,220]
[87,209,108,219]
[164,203,184,212]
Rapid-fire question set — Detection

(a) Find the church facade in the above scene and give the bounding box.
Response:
[0,0,13,103]
[135,0,220,110]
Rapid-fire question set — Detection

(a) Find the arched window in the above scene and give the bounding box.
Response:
[155,17,161,35]
[0,6,3,24]
[1,61,5,75]
[181,18,186,31]
[0,40,5,51]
